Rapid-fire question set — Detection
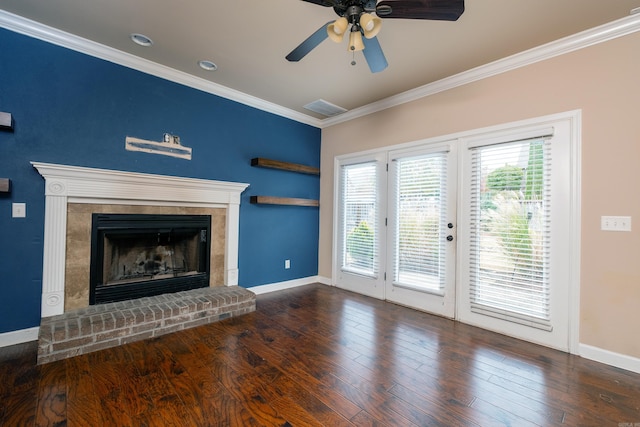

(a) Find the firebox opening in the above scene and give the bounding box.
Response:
[90,214,211,305]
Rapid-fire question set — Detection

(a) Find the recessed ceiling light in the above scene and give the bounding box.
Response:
[130,33,153,47]
[198,60,218,71]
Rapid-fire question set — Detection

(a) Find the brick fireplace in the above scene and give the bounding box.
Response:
[32,163,256,363]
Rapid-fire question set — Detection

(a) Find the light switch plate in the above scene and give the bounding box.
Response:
[12,202,26,218]
[601,215,631,231]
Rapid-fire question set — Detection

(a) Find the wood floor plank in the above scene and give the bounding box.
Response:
[226,316,366,421]
[158,331,228,423]
[123,339,200,427]
[270,395,332,427]
[111,343,165,427]
[217,328,361,425]
[388,383,482,427]
[65,354,104,427]
[0,342,39,427]
[34,361,67,427]
[86,346,136,426]
[171,328,267,426]
[152,337,209,426]
[1,391,38,427]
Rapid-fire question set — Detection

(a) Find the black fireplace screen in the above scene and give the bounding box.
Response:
[90,214,211,304]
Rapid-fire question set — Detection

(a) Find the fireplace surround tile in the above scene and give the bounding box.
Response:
[64,203,226,311]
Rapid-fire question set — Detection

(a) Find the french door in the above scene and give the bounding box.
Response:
[384,142,457,317]
[334,152,387,299]
[457,121,573,351]
[334,113,577,351]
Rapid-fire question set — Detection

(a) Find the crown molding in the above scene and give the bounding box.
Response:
[0,10,323,128]
[322,13,640,127]
[2,9,639,129]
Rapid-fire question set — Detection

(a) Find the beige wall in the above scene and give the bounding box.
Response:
[319,32,640,358]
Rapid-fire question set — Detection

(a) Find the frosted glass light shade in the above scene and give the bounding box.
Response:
[327,17,348,43]
[348,30,364,51]
[360,13,382,39]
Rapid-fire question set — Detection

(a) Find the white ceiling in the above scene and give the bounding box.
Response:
[1,0,640,125]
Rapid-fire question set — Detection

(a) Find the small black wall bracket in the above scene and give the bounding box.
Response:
[0,112,14,132]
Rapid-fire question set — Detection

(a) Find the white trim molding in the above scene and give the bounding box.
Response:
[580,344,640,375]
[31,162,249,317]
[0,327,39,348]
[250,276,328,295]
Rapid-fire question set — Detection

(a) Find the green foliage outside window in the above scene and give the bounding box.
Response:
[346,221,374,268]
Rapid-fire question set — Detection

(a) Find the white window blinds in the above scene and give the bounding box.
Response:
[340,162,378,278]
[468,138,552,330]
[392,153,447,294]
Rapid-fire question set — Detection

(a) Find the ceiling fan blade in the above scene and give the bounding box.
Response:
[299,0,338,6]
[286,22,331,62]
[362,36,388,73]
[376,0,465,21]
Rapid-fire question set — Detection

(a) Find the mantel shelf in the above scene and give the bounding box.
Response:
[250,196,319,207]
[251,158,320,176]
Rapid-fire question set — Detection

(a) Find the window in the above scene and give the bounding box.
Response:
[340,161,379,278]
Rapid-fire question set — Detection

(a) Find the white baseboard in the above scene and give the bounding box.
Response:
[316,275,332,286]
[0,326,39,348]
[579,343,640,374]
[250,275,329,295]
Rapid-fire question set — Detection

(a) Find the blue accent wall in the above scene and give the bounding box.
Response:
[0,28,320,333]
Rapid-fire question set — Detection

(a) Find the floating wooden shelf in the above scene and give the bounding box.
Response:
[251,158,319,176]
[250,196,319,207]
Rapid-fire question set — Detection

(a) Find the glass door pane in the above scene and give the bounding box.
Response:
[468,139,552,330]
[393,153,447,293]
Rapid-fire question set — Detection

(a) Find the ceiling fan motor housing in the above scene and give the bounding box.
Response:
[333,0,377,18]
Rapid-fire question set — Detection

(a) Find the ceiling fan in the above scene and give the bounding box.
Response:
[286,0,465,73]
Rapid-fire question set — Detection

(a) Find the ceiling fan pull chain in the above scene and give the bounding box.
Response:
[351,50,356,66]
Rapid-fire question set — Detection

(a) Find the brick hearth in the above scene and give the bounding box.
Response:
[37,286,256,364]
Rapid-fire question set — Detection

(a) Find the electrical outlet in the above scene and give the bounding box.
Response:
[12,203,26,218]
[285,259,290,269]
[601,215,632,232]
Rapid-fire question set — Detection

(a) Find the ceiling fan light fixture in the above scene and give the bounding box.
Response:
[327,17,348,43]
[348,28,364,52]
[360,13,382,39]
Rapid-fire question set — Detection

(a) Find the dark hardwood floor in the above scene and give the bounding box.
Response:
[1,283,639,426]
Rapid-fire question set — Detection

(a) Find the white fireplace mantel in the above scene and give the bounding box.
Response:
[32,162,249,318]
